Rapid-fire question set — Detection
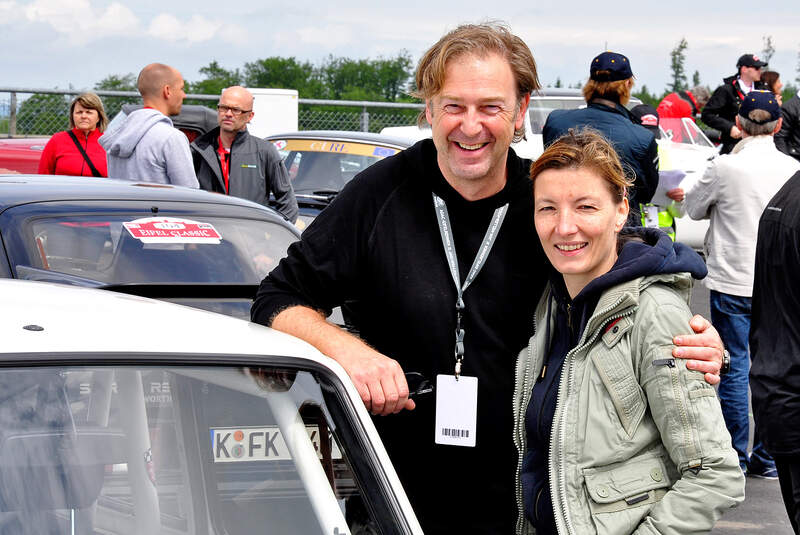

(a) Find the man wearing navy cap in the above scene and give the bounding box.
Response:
[543,51,659,227]
[674,90,800,480]
[702,53,768,154]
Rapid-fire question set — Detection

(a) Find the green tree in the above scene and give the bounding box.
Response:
[796,45,800,86]
[17,93,70,135]
[95,73,137,91]
[761,35,776,65]
[373,51,414,101]
[94,72,139,117]
[668,38,689,93]
[320,52,414,101]
[633,85,661,108]
[243,57,324,98]
[692,70,701,88]
[190,61,243,96]
[554,77,562,88]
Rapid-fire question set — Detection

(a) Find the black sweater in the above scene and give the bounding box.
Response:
[750,170,800,456]
[252,139,548,533]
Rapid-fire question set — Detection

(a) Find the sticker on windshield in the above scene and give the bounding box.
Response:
[211,425,342,463]
[271,139,287,151]
[123,217,221,244]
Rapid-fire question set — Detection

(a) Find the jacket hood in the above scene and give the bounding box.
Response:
[723,74,739,84]
[99,109,173,158]
[550,227,706,307]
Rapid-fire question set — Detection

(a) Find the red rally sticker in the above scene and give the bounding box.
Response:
[123,217,222,244]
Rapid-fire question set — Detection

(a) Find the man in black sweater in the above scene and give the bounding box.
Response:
[252,23,725,534]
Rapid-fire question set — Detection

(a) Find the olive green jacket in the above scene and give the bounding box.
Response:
[513,273,745,534]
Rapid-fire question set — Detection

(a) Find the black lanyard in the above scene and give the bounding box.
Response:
[432,193,509,379]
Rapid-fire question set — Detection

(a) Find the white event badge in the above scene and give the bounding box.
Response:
[434,374,478,447]
[643,205,660,228]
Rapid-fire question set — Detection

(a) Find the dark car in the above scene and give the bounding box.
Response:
[109,104,218,143]
[0,279,422,534]
[266,130,412,228]
[0,175,299,318]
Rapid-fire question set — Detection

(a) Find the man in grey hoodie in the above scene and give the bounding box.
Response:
[100,63,199,188]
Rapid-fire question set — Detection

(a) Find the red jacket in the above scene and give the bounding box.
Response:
[656,91,700,120]
[38,128,108,177]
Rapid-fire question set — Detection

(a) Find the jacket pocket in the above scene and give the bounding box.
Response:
[583,454,671,517]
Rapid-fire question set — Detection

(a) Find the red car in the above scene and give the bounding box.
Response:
[0,137,48,173]
[0,105,216,174]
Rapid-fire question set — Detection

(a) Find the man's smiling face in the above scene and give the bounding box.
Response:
[425,52,527,199]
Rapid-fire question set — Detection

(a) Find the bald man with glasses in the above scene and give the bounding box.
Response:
[191,86,298,222]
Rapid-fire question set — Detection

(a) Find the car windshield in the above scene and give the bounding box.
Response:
[528,96,587,135]
[527,95,644,136]
[9,214,296,286]
[271,138,400,195]
[659,117,715,148]
[0,362,406,534]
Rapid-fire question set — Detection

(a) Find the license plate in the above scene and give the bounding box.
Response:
[211,425,342,463]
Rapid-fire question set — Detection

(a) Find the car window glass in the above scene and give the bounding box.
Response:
[272,139,398,193]
[12,214,297,284]
[0,364,394,535]
[527,97,586,135]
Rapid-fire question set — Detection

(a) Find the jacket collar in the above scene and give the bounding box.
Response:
[731,134,776,154]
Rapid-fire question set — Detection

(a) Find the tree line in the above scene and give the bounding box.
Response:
[12,42,800,136]
[96,52,417,103]
[633,35,799,108]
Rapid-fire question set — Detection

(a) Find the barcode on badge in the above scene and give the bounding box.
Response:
[441,428,469,438]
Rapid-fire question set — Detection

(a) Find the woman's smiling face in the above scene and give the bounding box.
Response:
[533,166,629,298]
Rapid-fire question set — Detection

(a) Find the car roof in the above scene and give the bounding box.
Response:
[0,278,322,359]
[0,174,285,219]
[532,88,584,97]
[121,103,219,133]
[266,130,413,149]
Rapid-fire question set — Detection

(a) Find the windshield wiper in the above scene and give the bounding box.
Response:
[295,189,339,203]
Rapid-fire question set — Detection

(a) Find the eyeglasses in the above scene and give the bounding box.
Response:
[405,372,434,399]
[217,105,252,116]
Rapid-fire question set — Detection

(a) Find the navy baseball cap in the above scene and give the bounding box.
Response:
[738,90,781,124]
[590,52,633,82]
[736,54,767,69]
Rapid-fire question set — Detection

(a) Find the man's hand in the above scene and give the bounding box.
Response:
[730,125,742,139]
[673,314,723,385]
[270,305,415,415]
[666,188,685,202]
[338,347,416,416]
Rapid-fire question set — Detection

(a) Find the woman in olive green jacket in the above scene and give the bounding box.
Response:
[513,130,744,535]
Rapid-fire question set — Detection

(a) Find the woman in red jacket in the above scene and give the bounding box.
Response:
[38,92,109,177]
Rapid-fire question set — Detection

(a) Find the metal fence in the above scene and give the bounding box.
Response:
[0,88,423,137]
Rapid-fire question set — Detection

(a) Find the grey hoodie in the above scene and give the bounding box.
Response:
[100,108,199,188]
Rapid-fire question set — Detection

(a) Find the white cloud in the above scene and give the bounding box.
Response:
[23,0,139,44]
[147,13,222,44]
[294,24,355,48]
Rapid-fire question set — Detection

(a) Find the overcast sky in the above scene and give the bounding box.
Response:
[1,0,798,97]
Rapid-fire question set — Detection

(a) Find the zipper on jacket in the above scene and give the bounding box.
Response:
[549,294,635,535]
[514,304,541,535]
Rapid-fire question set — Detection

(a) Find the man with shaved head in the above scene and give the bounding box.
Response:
[100,63,198,187]
[191,85,297,222]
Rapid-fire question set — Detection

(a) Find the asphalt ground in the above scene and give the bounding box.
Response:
[690,279,794,534]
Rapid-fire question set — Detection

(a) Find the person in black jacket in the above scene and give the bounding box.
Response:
[750,170,800,533]
[776,94,800,162]
[192,86,298,222]
[702,54,768,154]
[250,23,726,535]
[543,51,658,227]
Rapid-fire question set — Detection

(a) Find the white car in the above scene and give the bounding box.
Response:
[0,279,422,535]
